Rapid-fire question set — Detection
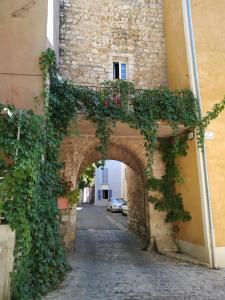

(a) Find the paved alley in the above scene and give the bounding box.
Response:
[44,205,225,300]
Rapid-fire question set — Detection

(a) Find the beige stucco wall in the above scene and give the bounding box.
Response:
[191,0,225,247]
[0,0,60,112]
[59,0,167,89]
[164,0,205,246]
[0,1,47,111]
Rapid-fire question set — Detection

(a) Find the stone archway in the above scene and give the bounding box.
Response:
[77,141,148,239]
[59,119,177,253]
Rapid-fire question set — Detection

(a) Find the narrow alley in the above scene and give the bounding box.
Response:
[44,205,225,300]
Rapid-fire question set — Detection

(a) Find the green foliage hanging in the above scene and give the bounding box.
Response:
[0,48,225,299]
[78,163,100,190]
[39,48,225,225]
[0,106,69,299]
[148,134,191,224]
[39,49,200,223]
[42,48,225,223]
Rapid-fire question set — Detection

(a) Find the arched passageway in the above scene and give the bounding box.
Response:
[62,136,149,240]
[59,120,176,253]
[77,142,148,239]
[46,134,225,300]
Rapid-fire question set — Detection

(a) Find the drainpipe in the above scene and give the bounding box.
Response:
[182,0,217,268]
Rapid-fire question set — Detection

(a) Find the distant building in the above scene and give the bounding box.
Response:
[81,187,95,204]
[95,160,126,206]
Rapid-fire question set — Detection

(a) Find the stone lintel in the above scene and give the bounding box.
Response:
[68,114,186,138]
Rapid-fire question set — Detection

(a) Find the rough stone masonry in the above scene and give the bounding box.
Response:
[59,0,167,88]
[58,0,176,252]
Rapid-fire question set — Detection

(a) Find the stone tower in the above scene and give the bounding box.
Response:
[59,0,167,88]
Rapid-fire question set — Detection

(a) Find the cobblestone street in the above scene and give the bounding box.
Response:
[44,205,225,300]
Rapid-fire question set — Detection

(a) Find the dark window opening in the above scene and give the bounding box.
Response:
[102,190,109,200]
[113,62,120,79]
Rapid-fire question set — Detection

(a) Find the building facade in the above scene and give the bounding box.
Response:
[59,0,167,89]
[1,0,225,267]
[95,160,126,206]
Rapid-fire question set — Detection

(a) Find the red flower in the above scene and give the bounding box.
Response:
[113,95,121,106]
[104,99,109,108]
[67,180,74,189]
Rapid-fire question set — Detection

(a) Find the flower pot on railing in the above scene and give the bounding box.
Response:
[57,196,71,216]
[58,196,69,210]
[57,189,80,212]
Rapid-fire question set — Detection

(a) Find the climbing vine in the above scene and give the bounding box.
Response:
[148,134,191,228]
[78,163,101,190]
[40,49,200,224]
[0,107,69,299]
[0,48,225,299]
[39,48,225,226]
[41,49,225,223]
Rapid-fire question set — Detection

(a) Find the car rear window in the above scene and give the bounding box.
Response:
[112,198,125,204]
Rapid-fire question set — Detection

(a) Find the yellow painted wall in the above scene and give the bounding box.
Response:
[176,141,204,245]
[191,0,225,247]
[164,0,205,246]
[0,1,48,112]
[164,0,190,90]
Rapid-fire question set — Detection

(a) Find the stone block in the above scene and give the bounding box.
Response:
[59,0,167,88]
[59,206,77,252]
[0,225,15,300]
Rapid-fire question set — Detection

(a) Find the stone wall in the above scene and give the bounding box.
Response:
[60,131,149,241]
[59,207,77,252]
[125,166,147,238]
[59,0,167,88]
[58,0,171,249]
[0,225,15,300]
[59,119,177,251]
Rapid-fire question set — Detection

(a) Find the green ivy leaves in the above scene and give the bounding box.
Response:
[0,47,224,299]
[39,49,200,232]
[0,106,69,298]
[148,136,191,226]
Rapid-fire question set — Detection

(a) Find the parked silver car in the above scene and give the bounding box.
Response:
[106,197,126,212]
[121,201,128,216]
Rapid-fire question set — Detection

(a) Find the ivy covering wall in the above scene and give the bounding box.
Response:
[0,106,69,299]
[0,48,225,299]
